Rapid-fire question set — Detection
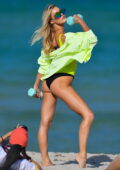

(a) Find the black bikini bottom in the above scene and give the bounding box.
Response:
[45,73,74,89]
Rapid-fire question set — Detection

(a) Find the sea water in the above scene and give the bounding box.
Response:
[0,0,120,154]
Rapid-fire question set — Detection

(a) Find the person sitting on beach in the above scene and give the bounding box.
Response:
[0,126,42,170]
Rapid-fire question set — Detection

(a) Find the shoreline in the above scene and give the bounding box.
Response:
[27,151,118,170]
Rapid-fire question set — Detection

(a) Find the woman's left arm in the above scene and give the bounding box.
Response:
[73,15,90,32]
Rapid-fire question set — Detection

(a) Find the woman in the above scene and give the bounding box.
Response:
[31,4,98,168]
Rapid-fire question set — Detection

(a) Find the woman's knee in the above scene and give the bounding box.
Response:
[84,111,94,124]
[40,118,53,129]
[88,112,94,122]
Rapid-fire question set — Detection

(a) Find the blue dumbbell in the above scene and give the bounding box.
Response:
[66,14,83,26]
[28,88,37,97]
[28,88,43,98]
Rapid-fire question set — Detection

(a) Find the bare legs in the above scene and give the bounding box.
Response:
[38,89,57,166]
[38,77,94,168]
[50,77,94,168]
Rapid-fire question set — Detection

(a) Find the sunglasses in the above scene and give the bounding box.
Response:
[54,8,66,19]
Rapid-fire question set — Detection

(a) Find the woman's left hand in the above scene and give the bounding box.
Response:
[73,14,83,24]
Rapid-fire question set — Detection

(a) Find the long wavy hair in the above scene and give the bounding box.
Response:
[31,4,56,55]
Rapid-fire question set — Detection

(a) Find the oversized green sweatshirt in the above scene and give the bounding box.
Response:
[37,29,98,81]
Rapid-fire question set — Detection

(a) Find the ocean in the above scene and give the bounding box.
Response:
[0,0,120,154]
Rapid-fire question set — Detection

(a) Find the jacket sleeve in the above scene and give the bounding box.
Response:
[74,29,98,63]
[56,29,98,63]
[37,50,52,75]
[76,29,98,49]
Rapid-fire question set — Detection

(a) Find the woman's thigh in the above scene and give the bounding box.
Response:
[50,77,93,118]
[41,81,58,125]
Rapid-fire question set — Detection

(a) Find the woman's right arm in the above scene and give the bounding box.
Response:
[73,15,90,32]
[33,73,43,98]
[35,50,51,98]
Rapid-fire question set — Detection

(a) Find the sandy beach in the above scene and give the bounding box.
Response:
[28,151,118,170]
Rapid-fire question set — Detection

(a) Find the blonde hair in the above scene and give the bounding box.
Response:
[31,4,56,55]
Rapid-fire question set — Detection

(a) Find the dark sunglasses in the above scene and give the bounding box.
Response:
[54,8,66,19]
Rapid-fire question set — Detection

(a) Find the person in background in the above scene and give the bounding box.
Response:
[0,126,42,170]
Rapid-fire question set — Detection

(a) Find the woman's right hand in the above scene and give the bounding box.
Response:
[33,73,43,98]
[34,85,42,98]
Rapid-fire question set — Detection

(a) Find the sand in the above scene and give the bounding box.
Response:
[27,151,118,170]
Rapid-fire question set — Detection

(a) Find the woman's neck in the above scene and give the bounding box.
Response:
[52,24,65,34]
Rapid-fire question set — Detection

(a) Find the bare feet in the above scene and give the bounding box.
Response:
[41,158,54,167]
[75,153,87,168]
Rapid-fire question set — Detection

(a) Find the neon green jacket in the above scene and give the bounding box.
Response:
[37,29,98,81]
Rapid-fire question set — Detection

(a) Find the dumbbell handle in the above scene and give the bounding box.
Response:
[28,88,43,98]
